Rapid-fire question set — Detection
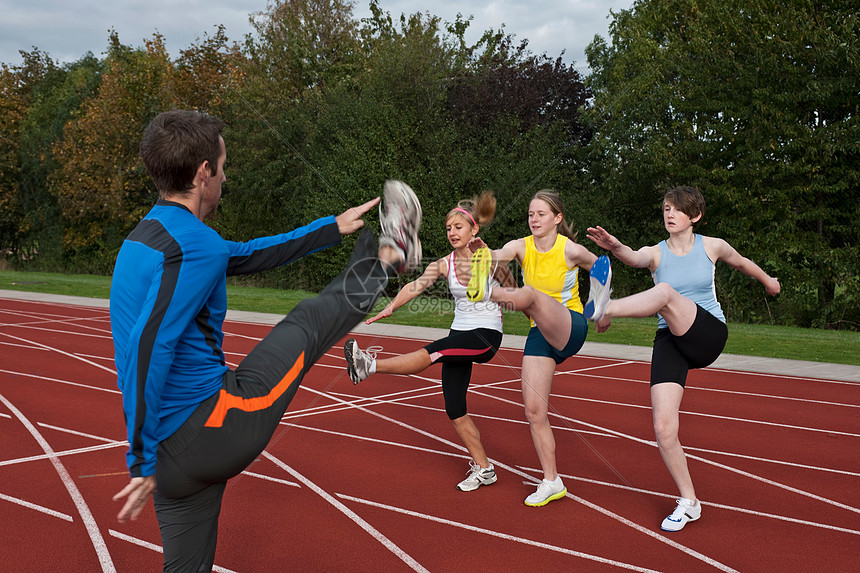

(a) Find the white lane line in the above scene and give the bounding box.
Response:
[295,386,739,572]
[0,332,116,374]
[261,452,429,573]
[107,530,237,573]
[0,442,126,467]
[0,492,74,522]
[338,493,661,572]
[0,392,116,572]
[0,368,119,394]
[476,386,860,514]
[513,470,860,537]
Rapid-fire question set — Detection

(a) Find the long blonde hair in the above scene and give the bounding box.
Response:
[446,190,496,232]
[530,189,577,241]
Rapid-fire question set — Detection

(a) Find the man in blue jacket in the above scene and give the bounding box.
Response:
[110,109,421,571]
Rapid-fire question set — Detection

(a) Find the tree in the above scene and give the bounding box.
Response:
[216,0,363,247]
[0,49,66,263]
[585,0,860,327]
[49,30,246,271]
[445,32,593,258]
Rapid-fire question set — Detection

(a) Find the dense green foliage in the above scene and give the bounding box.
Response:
[585,0,859,328]
[0,0,857,329]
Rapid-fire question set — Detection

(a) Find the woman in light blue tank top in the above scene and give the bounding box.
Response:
[584,186,780,533]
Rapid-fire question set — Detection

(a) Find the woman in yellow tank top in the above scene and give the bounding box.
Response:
[468,190,599,507]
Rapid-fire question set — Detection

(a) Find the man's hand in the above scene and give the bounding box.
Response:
[365,306,393,325]
[336,197,381,235]
[114,475,157,523]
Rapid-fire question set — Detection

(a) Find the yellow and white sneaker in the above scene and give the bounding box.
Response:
[466,247,493,302]
[524,477,567,507]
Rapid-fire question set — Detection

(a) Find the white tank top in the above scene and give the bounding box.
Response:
[446,252,503,332]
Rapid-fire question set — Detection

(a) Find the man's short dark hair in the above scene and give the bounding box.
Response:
[140,110,225,196]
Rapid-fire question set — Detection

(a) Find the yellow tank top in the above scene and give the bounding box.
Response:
[522,234,582,326]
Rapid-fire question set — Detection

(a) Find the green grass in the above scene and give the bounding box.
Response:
[1,269,858,366]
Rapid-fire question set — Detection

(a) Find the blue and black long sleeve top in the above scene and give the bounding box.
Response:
[110,200,340,477]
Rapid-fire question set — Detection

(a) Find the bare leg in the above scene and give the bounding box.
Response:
[374,349,432,375]
[651,382,696,501]
[492,286,572,350]
[606,282,698,336]
[521,355,559,481]
[451,415,490,467]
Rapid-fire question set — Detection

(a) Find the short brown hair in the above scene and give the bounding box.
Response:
[663,186,705,226]
[140,110,225,196]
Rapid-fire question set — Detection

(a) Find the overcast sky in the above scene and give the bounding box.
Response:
[1,1,635,72]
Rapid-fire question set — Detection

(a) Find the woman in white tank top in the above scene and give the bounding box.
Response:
[344,192,514,492]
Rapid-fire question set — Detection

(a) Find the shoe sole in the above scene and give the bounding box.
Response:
[524,487,567,507]
[466,247,492,302]
[584,255,612,320]
[343,339,360,385]
[381,180,422,271]
[456,474,498,492]
[661,512,700,532]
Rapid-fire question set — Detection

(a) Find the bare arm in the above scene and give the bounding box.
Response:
[586,226,657,270]
[566,240,598,271]
[365,258,445,324]
[468,237,525,265]
[705,237,781,296]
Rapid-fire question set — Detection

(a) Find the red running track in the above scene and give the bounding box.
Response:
[1,296,858,572]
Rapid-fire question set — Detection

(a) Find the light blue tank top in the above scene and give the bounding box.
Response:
[652,235,725,329]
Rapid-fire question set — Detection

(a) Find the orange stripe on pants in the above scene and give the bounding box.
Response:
[204,351,305,428]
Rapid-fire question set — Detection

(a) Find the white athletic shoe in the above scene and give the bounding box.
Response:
[343,339,380,385]
[456,461,498,492]
[584,254,612,321]
[661,497,701,532]
[379,179,422,273]
[524,477,567,507]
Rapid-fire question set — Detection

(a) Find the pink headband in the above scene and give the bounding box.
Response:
[452,207,477,227]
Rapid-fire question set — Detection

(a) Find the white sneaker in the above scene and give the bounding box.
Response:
[379,179,422,273]
[343,339,380,384]
[456,461,497,492]
[524,477,567,507]
[584,254,612,321]
[661,497,701,532]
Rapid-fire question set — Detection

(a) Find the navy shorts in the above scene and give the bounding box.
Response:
[650,304,728,387]
[523,309,588,364]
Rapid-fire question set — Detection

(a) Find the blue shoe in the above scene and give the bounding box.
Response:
[584,255,612,321]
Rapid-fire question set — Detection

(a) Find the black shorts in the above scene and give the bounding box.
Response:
[424,328,502,420]
[650,304,728,387]
[424,328,502,365]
